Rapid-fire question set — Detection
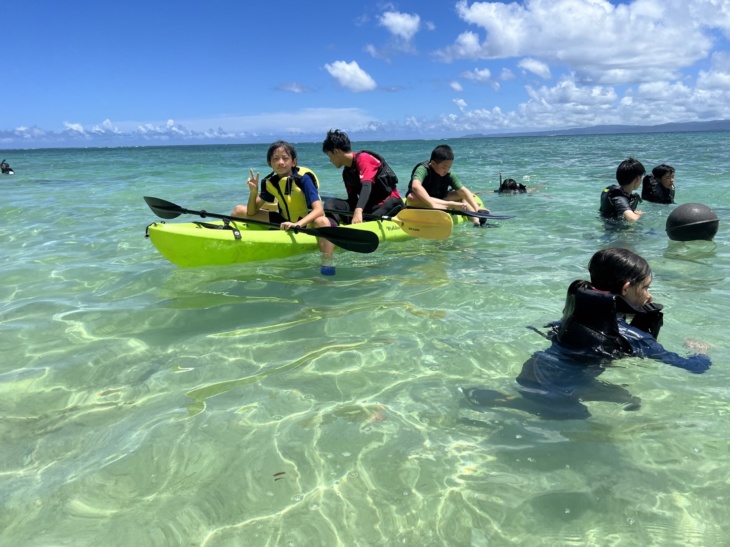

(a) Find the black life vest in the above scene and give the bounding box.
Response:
[407,161,452,199]
[342,150,399,207]
[641,175,675,204]
[552,281,664,358]
[600,185,641,217]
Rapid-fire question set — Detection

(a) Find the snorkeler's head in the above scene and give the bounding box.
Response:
[497,178,527,194]
[588,248,651,295]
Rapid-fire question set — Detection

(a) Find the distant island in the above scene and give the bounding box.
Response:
[462,119,730,139]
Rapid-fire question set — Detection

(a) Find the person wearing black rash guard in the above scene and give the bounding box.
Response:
[600,158,645,223]
[462,248,711,420]
[641,164,676,204]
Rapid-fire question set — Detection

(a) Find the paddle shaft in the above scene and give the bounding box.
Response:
[405,206,514,220]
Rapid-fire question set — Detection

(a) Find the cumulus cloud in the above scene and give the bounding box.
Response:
[379,11,421,41]
[453,98,468,112]
[435,0,714,84]
[462,68,492,82]
[324,60,377,92]
[366,9,423,58]
[518,58,551,80]
[450,81,464,91]
[0,109,380,147]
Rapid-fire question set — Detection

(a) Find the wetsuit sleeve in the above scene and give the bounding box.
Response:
[449,172,464,190]
[300,174,321,208]
[621,322,711,373]
[412,164,428,182]
[611,194,632,216]
[356,183,373,210]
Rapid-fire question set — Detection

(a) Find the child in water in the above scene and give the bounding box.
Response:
[462,247,711,420]
[231,141,336,275]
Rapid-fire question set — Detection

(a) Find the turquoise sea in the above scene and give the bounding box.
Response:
[1,133,728,546]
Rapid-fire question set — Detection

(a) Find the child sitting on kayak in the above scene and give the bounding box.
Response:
[462,247,711,420]
[405,144,489,227]
[321,129,403,225]
[231,141,336,275]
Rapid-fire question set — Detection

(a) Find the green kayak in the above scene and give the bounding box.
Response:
[146,214,449,268]
[142,195,494,268]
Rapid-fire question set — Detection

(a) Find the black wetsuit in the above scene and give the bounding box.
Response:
[641,175,675,204]
[599,185,641,219]
[462,282,711,420]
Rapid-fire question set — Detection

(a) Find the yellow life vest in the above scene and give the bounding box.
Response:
[263,166,319,222]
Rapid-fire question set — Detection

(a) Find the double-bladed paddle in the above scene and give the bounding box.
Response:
[144,196,379,254]
[323,208,453,240]
[405,206,515,220]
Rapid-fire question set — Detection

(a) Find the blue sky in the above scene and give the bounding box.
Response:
[2,0,730,148]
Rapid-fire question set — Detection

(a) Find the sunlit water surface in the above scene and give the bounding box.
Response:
[1,134,729,545]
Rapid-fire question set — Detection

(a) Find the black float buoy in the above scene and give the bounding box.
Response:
[666,203,719,241]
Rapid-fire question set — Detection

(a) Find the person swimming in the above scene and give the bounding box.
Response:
[1,159,14,175]
[496,177,527,194]
[461,248,711,420]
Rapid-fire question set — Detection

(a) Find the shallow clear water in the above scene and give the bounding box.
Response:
[1,134,728,545]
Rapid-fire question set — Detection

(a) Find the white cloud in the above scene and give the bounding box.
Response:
[453,98,468,112]
[63,122,85,133]
[379,11,420,41]
[518,58,551,80]
[462,68,492,82]
[450,81,464,91]
[435,0,714,85]
[324,60,377,92]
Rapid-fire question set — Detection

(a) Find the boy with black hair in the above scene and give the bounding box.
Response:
[406,144,488,227]
[641,164,676,204]
[321,129,402,225]
[599,158,645,222]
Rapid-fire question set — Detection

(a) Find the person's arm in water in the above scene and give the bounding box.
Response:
[623,209,643,222]
[620,321,711,373]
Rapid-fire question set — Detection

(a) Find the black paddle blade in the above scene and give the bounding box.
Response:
[309,226,380,254]
[144,196,184,219]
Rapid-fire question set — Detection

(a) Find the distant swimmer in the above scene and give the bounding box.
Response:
[478,173,540,194]
[497,177,527,193]
[1,160,14,175]
[642,164,675,204]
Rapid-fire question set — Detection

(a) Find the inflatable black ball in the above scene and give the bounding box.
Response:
[666,203,719,241]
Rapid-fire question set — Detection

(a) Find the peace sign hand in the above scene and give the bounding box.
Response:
[247,168,260,193]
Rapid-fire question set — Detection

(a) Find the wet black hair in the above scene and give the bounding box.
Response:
[652,164,675,178]
[615,158,646,186]
[266,141,297,166]
[588,247,652,295]
[429,145,454,163]
[322,129,352,154]
[497,178,527,193]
